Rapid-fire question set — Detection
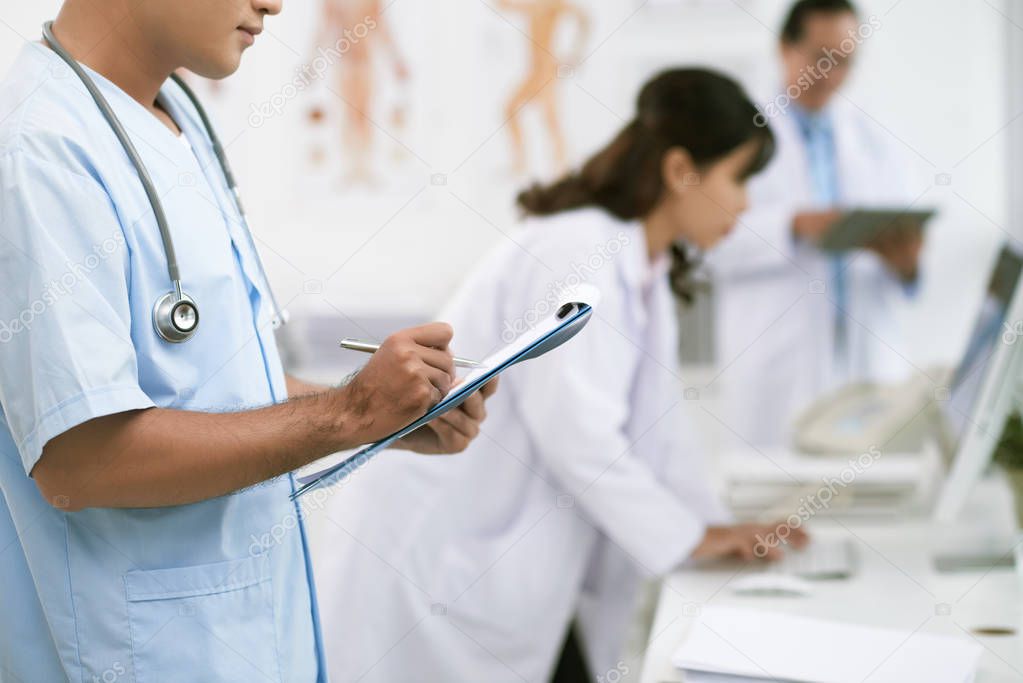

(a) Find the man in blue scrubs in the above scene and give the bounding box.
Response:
[0,1,495,680]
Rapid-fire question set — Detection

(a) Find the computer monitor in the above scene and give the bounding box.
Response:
[933,245,1023,522]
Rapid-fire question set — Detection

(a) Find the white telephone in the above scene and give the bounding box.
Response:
[792,368,953,456]
[793,244,1023,459]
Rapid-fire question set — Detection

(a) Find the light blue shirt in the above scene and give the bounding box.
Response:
[790,104,839,206]
[790,104,850,358]
[0,43,324,682]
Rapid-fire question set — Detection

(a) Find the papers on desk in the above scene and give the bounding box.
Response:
[683,674,777,683]
[672,606,981,683]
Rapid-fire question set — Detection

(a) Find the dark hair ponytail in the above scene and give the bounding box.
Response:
[517,68,774,298]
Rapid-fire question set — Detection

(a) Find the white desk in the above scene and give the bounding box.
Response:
[639,478,1023,682]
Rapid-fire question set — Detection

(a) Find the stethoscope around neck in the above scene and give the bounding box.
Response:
[41,21,287,343]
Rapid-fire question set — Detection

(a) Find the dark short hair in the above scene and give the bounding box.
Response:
[781,0,857,44]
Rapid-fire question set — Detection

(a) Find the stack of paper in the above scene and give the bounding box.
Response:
[672,606,981,682]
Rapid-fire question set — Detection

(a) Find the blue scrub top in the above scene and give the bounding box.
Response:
[0,43,325,682]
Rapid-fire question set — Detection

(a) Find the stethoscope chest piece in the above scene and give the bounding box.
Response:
[153,291,199,343]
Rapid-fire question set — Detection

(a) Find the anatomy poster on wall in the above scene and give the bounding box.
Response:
[300,0,412,188]
[496,1,591,178]
[182,0,773,319]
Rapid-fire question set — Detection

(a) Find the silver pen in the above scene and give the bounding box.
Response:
[339,338,482,368]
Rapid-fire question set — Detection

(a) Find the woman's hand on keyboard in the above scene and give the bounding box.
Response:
[692,523,810,562]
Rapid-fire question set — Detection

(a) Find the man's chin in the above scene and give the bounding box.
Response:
[187,55,242,81]
[800,90,835,111]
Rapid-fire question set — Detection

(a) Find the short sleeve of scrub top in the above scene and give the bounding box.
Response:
[0,148,155,475]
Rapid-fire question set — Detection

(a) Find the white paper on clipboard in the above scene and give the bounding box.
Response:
[290,287,599,500]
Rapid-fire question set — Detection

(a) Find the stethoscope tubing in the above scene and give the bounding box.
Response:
[40,21,286,338]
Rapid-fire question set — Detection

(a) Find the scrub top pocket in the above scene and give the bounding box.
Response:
[124,553,281,683]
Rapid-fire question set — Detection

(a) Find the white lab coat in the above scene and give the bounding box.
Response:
[706,99,925,446]
[311,208,730,683]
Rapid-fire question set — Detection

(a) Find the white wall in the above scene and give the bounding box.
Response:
[0,0,1012,366]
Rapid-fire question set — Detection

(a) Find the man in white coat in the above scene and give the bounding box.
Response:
[707,0,929,446]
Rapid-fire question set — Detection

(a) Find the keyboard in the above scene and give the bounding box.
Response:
[772,538,857,580]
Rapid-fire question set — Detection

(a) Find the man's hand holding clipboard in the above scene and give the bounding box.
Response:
[291,295,596,500]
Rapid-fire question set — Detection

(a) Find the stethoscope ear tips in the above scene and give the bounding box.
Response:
[153,291,199,343]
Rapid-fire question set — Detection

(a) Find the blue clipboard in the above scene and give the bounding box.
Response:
[290,301,594,500]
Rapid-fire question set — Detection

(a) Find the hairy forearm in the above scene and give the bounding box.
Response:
[286,373,329,398]
[35,389,365,511]
[34,323,482,510]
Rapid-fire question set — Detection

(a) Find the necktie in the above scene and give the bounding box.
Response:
[798,113,848,366]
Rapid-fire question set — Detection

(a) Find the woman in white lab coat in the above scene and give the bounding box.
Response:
[313,69,806,682]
